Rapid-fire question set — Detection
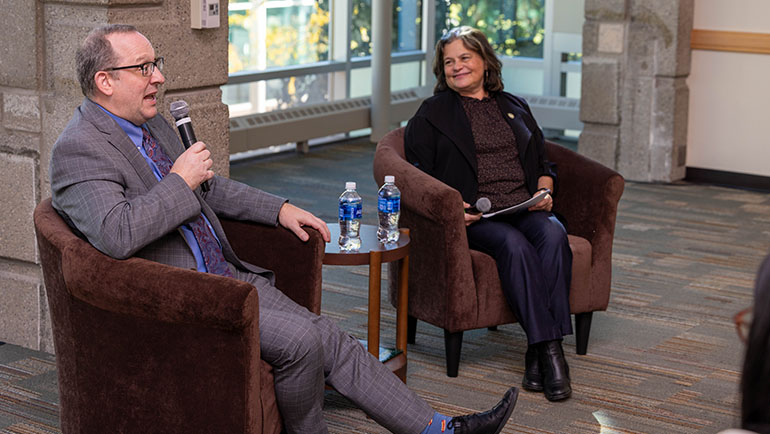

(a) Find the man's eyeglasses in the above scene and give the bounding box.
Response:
[105,57,164,77]
[734,307,753,343]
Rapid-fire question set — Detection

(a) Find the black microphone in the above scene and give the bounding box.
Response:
[466,197,491,214]
[169,100,209,192]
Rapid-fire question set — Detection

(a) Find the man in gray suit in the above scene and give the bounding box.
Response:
[50,24,518,434]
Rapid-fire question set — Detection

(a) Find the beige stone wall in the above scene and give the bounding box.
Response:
[579,0,693,182]
[0,0,229,351]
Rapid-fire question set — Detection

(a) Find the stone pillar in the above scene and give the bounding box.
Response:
[0,0,230,351]
[579,0,693,182]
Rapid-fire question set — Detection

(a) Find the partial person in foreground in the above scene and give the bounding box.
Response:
[49,24,518,434]
[404,26,573,402]
[721,253,770,434]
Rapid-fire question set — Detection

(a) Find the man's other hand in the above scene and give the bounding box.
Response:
[278,203,331,243]
[170,141,214,190]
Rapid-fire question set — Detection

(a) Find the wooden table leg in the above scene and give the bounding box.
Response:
[396,254,409,356]
[367,250,382,358]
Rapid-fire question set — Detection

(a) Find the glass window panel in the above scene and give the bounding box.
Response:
[392,61,422,91]
[345,61,422,102]
[228,0,330,74]
[264,74,329,108]
[565,52,582,62]
[350,0,423,58]
[349,67,372,98]
[223,73,330,116]
[560,52,581,98]
[564,71,581,99]
[395,1,422,52]
[222,82,255,116]
[501,66,543,95]
[348,62,421,100]
[435,0,545,59]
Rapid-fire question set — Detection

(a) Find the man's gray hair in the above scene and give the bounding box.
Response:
[76,24,138,97]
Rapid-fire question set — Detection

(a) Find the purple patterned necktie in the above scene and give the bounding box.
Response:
[141,127,233,277]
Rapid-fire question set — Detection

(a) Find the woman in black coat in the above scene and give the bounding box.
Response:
[404,26,573,402]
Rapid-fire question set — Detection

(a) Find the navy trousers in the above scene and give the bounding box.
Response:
[466,211,573,345]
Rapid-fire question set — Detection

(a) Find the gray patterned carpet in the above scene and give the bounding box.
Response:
[3,139,769,433]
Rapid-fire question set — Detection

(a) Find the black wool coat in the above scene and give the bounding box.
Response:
[404,89,556,205]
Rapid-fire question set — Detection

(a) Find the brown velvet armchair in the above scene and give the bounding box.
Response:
[33,198,325,434]
[373,127,625,377]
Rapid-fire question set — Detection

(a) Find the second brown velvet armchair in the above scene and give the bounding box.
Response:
[373,127,625,377]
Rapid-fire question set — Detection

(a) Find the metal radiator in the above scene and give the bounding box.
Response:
[229,87,429,154]
[228,89,580,154]
[520,94,582,131]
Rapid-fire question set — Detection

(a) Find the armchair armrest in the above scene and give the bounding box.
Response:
[547,141,624,307]
[546,141,625,246]
[374,140,465,226]
[62,240,259,331]
[220,218,325,314]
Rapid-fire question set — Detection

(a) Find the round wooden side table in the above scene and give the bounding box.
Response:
[324,223,410,382]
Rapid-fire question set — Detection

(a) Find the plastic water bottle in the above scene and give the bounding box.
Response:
[377,175,401,243]
[338,181,362,252]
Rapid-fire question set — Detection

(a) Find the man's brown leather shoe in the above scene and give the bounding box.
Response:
[449,387,519,434]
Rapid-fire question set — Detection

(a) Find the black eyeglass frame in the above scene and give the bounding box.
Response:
[105,57,164,77]
[734,306,753,343]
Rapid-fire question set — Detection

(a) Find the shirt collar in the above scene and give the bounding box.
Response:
[94,102,145,149]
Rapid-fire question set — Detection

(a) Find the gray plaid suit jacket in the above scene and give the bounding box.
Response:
[50,98,286,281]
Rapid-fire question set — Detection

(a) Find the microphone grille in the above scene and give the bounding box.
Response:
[169,100,190,120]
[476,197,491,213]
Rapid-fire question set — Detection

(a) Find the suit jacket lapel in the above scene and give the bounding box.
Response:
[143,114,234,259]
[495,93,533,157]
[80,99,160,191]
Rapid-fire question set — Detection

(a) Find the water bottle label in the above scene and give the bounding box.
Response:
[378,197,400,213]
[339,203,362,220]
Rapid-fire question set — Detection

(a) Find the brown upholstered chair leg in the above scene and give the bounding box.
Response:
[407,315,418,344]
[575,312,593,355]
[444,330,464,377]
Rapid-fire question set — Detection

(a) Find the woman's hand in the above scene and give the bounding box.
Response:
[463,202,483,226]
[528,189,553,212]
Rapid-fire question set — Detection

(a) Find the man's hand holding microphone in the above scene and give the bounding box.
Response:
[169,100,213,191]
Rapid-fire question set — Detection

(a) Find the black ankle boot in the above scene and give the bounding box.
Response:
[539,340,571,401]
[522,345,543,392]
